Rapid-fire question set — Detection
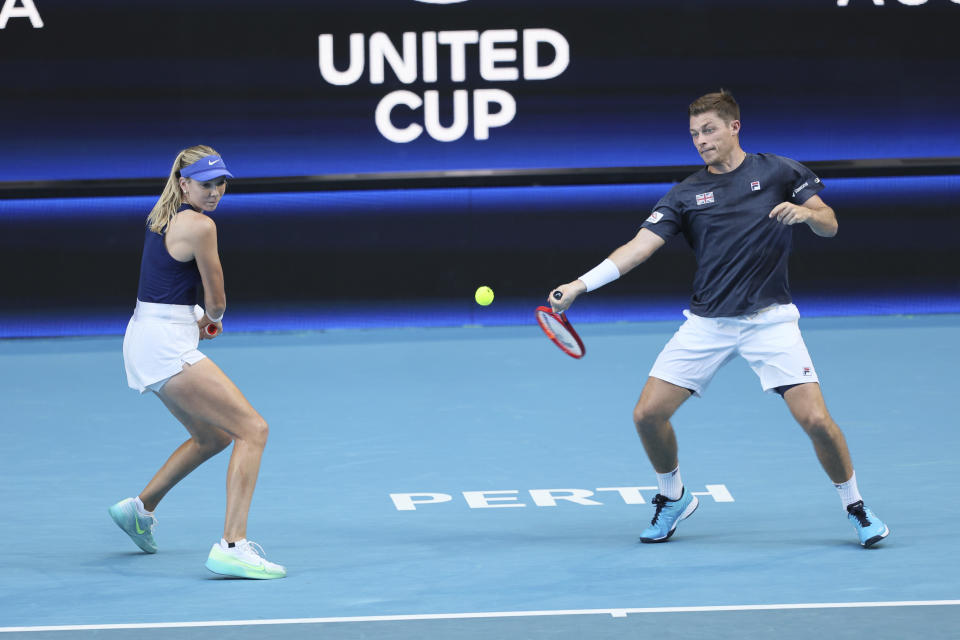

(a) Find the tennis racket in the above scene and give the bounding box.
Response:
[193,306,220,336]
[535,291,585,359]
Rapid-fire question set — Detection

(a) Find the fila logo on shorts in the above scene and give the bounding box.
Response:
[750,180,761,191]
[646,211,664,224]
[803,367,812,376]
[695,192,715,206]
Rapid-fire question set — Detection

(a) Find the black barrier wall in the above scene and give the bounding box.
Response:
[2,175,958,315]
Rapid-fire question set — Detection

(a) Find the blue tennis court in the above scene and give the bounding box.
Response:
[1,312,958,639]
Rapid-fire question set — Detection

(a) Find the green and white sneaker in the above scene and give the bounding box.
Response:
[205,539,286,579]
[108,497,158,554]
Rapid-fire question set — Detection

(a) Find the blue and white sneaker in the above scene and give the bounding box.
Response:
[640,488,699,543]
[108,497,158,554]
[846,500,889,548]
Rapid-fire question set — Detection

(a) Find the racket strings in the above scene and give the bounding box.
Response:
[536,308,584,358]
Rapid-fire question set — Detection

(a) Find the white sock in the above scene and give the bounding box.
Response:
[656,466,684,501]
[834,471,863,510]
[134,496,152,516]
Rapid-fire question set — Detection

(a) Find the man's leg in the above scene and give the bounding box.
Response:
[782,382,889,547]
[781,382,851,483]
[633,376,693,473]
[633,377,699,542]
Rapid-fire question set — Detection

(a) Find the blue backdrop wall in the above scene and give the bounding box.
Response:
[2,0,957,180]
[1,0,957,336]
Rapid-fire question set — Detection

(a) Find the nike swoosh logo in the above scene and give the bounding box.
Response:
[208,158,221,165]
[134,515,146,535]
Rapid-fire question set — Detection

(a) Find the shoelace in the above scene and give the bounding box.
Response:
[241,540,267,559]
[136,508,158,533]
[649,494,668,525]
[232,539,271,566]
[847,501,871,527]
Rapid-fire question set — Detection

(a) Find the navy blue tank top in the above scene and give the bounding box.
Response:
[136,209,201,305]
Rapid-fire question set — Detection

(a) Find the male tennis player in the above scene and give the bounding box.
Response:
[549,90,889,548]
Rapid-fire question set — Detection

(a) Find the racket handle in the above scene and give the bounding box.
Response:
[553,290,563,300]
[204,324,219,336]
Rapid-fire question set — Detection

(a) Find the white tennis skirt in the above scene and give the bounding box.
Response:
[123,300,207,393]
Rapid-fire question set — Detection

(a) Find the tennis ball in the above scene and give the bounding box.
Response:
[475,285,494,306]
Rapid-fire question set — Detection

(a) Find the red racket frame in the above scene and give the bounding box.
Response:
[535,306,585,359]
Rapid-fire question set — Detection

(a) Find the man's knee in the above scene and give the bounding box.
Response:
[633,400,669,432]
[798,411,837,439]
[633,382,690,430]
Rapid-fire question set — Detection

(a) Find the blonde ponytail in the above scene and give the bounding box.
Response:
[146,145,219,233]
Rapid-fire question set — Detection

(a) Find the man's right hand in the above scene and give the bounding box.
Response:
[548,280,587,312]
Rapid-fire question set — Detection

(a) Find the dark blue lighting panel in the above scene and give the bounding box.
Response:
[2,175,957,248]
[1,1,957,181]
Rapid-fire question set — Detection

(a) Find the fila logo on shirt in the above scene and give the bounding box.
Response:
[695,192,715,206]
[750,180,761,191]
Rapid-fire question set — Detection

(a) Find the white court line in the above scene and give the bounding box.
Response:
[2,600,960,633]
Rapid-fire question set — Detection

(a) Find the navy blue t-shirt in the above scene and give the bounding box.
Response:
[641,153,824,317]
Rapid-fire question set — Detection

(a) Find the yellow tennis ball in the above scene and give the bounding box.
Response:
[475,285,494,306]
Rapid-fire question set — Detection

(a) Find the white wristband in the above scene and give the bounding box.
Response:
[205,309,224,323]
[578,258,620,292]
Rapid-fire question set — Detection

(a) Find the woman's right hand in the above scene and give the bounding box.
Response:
[199,319,221,339]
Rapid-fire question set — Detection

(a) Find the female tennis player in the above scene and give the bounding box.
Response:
[109,145,285,578]
[548,91,888,549]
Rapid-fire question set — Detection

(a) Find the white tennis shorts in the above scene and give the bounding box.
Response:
[123,301,206,393]
[649,303,818,397]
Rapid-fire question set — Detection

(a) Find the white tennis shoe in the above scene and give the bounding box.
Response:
[205,538,286,579]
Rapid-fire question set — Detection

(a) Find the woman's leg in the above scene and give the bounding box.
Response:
[154,358,269,542]
[138,393,233,512]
